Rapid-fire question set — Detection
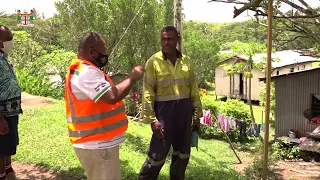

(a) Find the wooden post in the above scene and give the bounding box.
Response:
[174,0,183,52]
[263,0,273,179]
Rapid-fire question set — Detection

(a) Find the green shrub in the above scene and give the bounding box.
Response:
[8,30,76,99]
[199,124,220,139]
[201,96,221,113]
[15,68,64,99]
[199,81,215,90]
[271,141,301,160]
[124,97,139,116]
[39,48,76,85]
[220,98,251,124]
[200,97,251,140]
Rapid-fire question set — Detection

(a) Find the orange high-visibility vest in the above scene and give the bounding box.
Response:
[65,59,128,144]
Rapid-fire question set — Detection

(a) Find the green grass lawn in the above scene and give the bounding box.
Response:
[13,100,252,180]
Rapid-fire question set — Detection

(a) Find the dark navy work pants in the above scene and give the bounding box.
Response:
[138,98,193,180]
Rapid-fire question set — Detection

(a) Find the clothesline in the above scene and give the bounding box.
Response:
[201,109,267,137]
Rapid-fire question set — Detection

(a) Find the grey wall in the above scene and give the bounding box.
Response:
[275,69,320,137]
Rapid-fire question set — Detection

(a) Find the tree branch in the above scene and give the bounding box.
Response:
[208,0,264,18]
[281,0,313,15]
[207,0,246,5]
[233,0,263,18]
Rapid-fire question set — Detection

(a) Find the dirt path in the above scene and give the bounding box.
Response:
[12,162,57,180]
[275,160,320,180]
[234,159,320,180]
[21,92,54,109]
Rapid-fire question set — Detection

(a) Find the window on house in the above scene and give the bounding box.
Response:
[300,65,306,70]
[290,67,294,72]
[311,94,320,117]
[276,70,279,75]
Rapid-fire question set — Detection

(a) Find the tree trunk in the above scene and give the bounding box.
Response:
[248,76,256,123]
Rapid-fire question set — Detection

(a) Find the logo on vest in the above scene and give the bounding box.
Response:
[94,82,107,92]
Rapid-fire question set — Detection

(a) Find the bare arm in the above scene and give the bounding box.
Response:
[74,65,144,104]
[100,77,136,104]
[100,65,144,104]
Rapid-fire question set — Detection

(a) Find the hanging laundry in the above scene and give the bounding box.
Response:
[223,115,230,132]
[217,114,230,132]
[260,124,265,132]
[217,114,224,130]
[200,110,213,126]
[229,118,237,130]
[235,119,247,135]
[246,123,261,137]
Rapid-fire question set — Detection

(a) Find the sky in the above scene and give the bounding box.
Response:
[0,0,320,23]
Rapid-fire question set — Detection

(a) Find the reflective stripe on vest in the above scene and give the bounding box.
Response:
[155,94,190,101]
[67,90,127,138]
[65,59,128,144]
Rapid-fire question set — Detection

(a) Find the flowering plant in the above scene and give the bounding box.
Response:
[130,91,140,108]
[199,88,207,97]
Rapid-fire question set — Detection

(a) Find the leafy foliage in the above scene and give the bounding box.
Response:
[54,0,163,74]
[7,30,75,98]
[210,0,320,57]
[259,82,276,117]
[38,48,76,86]
[183,21,220,87]
[271,141,301,160]
[200,96,251,140]
[219,98,251,123]
[15,68,64,99]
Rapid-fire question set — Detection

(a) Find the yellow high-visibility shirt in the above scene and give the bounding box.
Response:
[142,51,203,123]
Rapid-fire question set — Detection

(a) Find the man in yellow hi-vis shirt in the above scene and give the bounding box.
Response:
[138,26,202,180]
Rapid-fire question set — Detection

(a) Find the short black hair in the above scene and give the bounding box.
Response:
[0,26,9,35]
[78,32,102,52]
[161,26,179,37]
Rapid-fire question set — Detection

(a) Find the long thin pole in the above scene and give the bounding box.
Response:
[212,110,242,164]
[174,0,183,52]
[263,0,273,179]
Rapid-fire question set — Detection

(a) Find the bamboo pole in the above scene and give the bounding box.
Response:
[212,110,242,164]
[263,0,273,179]
[174,0,183,52]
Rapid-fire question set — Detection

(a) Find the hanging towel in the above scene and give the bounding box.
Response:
[200,110,213,126]
[218,114,225,130]
[230,118,237,130]
[224,115,230,132]
[260,124,265,132]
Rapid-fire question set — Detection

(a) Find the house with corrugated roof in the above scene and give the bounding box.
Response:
[258,66,320,139]
[215,50,320,101]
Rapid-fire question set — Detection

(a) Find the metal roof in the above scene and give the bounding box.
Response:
[258,66,320,81]
[219,50,320,68]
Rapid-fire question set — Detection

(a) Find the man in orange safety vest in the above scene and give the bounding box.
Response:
[65,32,144,180]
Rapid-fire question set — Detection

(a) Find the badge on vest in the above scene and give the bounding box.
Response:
[181,65,189,72]
[94,82,107,92]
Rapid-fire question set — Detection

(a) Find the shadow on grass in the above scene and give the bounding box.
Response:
[125,132,149,154]
[15,159,140,180]
[187,155,244,180]
[121,159,141,180]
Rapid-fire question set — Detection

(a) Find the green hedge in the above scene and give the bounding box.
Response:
[200,96,251,140]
